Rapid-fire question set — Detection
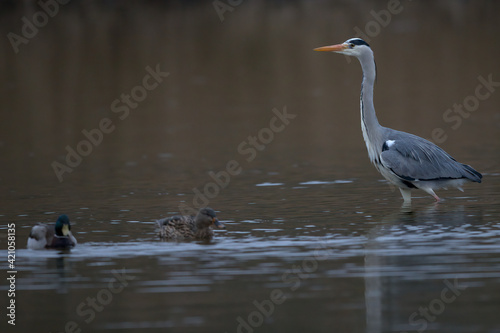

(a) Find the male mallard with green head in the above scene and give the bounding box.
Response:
[27,214,77,250]
[156,207,225,240]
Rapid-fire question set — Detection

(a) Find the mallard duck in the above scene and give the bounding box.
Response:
[156,207,225,240]
[27,214,77,250]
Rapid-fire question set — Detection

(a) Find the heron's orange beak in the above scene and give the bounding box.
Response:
[314,43,348,52]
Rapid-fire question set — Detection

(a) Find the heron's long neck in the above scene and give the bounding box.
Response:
[358,52,382,161]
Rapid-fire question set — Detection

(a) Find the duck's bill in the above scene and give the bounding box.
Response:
[214,218,225,229]
[62,224,70,236]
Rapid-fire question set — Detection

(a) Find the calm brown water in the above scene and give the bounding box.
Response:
[1,1,500,332]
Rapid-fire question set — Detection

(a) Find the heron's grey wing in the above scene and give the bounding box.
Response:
[380,131,481,182]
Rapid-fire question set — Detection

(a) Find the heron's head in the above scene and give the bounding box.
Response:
[314,38,371,58]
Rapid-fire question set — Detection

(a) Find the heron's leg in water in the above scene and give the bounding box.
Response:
[421,187,441,202]
[399,188,412,203]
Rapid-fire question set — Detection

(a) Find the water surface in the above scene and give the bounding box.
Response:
[1,1,499,333]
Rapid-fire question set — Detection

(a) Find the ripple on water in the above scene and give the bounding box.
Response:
[6,220,500,298]
[299,180,354,185]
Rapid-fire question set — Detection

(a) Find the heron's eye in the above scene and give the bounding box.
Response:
[349,43,355,48]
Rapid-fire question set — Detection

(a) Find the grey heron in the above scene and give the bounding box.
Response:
[314,38,482,203]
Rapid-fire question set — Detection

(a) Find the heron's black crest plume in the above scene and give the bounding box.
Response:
[347,38,370,47]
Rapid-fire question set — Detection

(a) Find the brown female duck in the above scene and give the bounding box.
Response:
[156,207,225,240]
